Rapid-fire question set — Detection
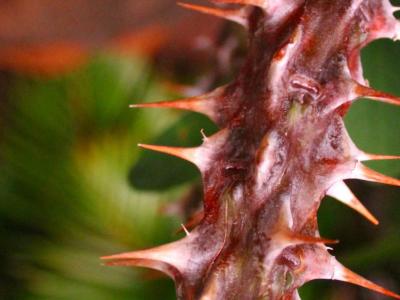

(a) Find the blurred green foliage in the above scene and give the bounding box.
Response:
[0,54,182,299]
[0,39,399,300]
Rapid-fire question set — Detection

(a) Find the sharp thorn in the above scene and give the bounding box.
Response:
[178,2,248,27]
[130,97,206,111]
[355,84,400,106]
[358,152,400,161]
[353,162,400,187]
[200,129,208,141]
[209,0,266,8]
[130,86,226,125]
[333,263,400,299]
[101,237,196,280]
[289,233,339,245]
[130,96,217,122]
[180,223,191,236]
[137,130,225,172]
[176,210,204,234]
[327,181,379,225]
[138,143,198,165]
[275,227,339,246]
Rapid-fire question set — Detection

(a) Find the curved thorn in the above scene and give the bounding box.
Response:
[353,163,400,187]
[333,263,400,299]
[178,2,248,27]
[327,181,379,225]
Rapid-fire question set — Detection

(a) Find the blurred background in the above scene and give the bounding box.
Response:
[0,1,399,299]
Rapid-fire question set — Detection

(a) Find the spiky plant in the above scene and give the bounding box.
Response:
[103,1,400,299]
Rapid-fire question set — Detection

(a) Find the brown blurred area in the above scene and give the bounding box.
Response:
[0,0,223,76]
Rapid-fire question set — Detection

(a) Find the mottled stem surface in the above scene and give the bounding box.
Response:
[103,1,400,299]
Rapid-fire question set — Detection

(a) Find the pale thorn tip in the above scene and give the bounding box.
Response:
[200,129,208,142]
[181,224,191,236]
